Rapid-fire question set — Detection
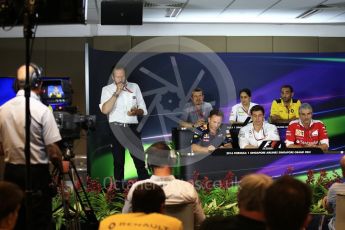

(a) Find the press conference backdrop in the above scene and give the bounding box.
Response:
[88,50,345,181]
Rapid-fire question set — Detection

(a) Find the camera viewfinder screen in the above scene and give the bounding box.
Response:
[47,85,64,98]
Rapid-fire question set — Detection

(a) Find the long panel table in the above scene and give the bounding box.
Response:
[177,150,342,181]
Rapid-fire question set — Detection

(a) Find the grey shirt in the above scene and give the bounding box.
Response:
[180,102,213,124]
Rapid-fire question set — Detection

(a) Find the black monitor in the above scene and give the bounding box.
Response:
[40,77,72,110]
[0,0,86,26]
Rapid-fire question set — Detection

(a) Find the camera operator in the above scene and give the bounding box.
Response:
[0,64,63,230]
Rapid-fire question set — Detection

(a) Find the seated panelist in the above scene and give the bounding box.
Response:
[239,105,280,149]
[229,88,257,124]
[270,85,301,124]
[285,103,329,152]
[191,109,232,154]
[180,88,213,129]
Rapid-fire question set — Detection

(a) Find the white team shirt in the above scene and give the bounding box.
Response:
[229,102,257,123]
[0,90,61,164]
[122,175,205,226]
[99,82,147,124]
[238,122,280,149]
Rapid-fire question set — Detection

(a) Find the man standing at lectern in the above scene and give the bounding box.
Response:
[100,66,149,188]
[285,103,329,152]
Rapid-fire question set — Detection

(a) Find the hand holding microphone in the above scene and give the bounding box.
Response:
[114,81,125,96]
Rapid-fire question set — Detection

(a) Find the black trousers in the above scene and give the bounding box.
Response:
[4,163,53,230]
[109,123,149,186]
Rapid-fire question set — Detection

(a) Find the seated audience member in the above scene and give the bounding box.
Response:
[285,103,329,152]
[0,181,24,230]
[122,142,205,227]
[264,176,312,230]
[270,85,301,123]
[100,182,182,230]
[323,155,345,230]
[229,88,257,124]
[238,105,280,149]
[191,109,232,154]
[180,88,213,129]
[227,174,272,230]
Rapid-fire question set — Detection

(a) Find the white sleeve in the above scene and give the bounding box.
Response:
[42,109,61,145]
[320,139,329,146]
[192,188,206,226]
[269,125,280,141]
[238,128,249,149]
[135,84,147,115]
[229,105,237,123]
[99,86,112,112]
[285,140,294,147]
[122,185,135,213]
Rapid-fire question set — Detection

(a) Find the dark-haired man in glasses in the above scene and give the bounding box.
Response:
[239,105,280,149]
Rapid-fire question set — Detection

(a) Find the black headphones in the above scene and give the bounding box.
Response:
[14,63,43,92]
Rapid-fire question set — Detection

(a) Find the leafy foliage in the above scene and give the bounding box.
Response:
[52,168,342,228]
[190,171,239,217]
[305,169,342,214]
[52,176,124,230]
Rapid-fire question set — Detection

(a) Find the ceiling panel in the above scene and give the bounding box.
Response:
[86,0,345,25]
[185,0,231,10]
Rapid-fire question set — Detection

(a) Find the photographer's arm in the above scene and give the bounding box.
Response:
[47,143,63,173]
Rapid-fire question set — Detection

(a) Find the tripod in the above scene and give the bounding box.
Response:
[52,144,98,230]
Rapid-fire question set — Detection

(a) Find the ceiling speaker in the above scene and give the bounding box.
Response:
[101,0,143,25]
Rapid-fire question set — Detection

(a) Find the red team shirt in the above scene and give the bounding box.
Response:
[285,120,329,147]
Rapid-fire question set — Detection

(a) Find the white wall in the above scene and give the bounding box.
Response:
[1,23,345,37]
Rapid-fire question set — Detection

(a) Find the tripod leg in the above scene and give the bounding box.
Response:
[68,160,98,223]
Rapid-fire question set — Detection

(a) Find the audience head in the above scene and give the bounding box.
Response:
[237,174,272,212]
[146,141,175,170]
[0,181,24,229]
[15,63,42,91]
[250,105,265,127]
[264,175,312,230]
[208,109,224,132]
[298,103,313,127]
[281,85,294,103]
[239,88,252,106]
[191,88,204,106]
[132,182,166,214]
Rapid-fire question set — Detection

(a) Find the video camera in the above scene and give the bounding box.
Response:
[40,77,96,143]
[53,111,96,140]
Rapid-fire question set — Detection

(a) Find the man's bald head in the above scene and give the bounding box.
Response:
[16,64,41,90]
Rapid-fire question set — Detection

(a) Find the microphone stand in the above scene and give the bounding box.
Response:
[23,0,36,229]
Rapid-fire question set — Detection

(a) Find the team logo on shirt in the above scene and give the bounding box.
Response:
[203,133,210,142]
[311,130,319,136]
[295,129,304,137]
